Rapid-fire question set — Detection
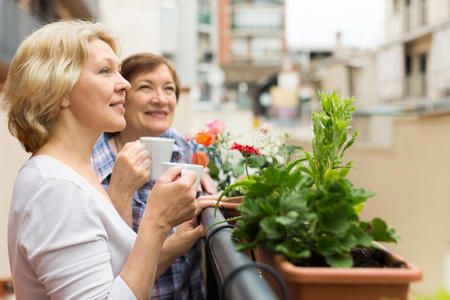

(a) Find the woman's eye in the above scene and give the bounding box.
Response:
[99,67,110,74]
[165,86,175,92]
[139,85,151,90]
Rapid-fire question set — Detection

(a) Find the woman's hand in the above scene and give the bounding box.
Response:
[167,218,204,256]
[144,167,198,232]
[155,218,204,277]
[200,172,218,195]
[108,140,150,226]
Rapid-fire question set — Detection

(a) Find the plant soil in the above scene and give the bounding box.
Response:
[296,247,407,268]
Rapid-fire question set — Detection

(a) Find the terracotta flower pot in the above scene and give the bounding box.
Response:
[259,247,422,300]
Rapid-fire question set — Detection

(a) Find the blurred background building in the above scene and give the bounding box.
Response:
[2,0,450,297]
[218,0,286,116]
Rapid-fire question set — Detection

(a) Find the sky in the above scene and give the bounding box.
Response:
[285,0,386,50]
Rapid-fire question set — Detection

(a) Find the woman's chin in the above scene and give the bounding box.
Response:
[145,124,170,136]
[108,119,126,133]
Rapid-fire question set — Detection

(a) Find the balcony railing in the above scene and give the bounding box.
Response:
[200,207,286,300]
[403,1,428,33]
[404,74,427,98]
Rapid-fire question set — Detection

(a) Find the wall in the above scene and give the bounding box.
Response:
[377,44,404,101]
[98,0,161,59]
[321,63,349,96]
[0,111,28,278]
[385,0,403,43]
[290,113,450,295]
[430,26,450,99]
[429,0,450,25]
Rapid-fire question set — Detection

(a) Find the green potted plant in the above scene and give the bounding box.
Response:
[192,120,300,220]
[215,91,422,300]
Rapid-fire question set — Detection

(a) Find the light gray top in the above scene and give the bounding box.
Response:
[8,155,137,300]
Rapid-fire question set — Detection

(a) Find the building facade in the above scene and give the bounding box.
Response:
[379,0,450,103]
[218,0,286,112]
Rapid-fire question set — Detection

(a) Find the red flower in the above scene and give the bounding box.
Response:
[191,152,209,167]
[230,142,261,157]
[196,131,213,147]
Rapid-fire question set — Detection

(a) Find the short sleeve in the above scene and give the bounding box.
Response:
[19,179,137,300]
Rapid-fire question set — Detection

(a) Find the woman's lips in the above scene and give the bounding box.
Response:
[145,111,168,119]
[110,103,125,113]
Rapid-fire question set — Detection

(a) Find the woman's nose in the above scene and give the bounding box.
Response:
[151,88,168,104]
[116,73,131,92]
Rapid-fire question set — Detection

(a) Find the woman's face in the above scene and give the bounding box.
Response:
[66,39,130,134]
[124,64,177,137]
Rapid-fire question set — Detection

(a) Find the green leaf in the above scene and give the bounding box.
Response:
[275,244,311,263]
[353,203,364,215]
[231,164,245,177]
[260,217,283,239]
[341,130,358,158]
[355,231,374,248]
[319,203,352,236]
[325,253,353,268]
[368,218,400,243]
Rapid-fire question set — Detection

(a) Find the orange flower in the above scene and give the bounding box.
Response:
[196,131,213,147]
[191,152,209,167]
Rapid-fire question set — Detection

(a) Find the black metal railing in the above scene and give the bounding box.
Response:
[200,207,284,300]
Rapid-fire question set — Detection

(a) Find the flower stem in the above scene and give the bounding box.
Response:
[245,161,250,180]
[202,216,242,237]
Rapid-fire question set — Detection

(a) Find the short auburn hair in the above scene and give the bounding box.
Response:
[121,53,181,100]
[1,20,119,153]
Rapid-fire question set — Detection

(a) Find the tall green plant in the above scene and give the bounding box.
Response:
[226,91,400,268]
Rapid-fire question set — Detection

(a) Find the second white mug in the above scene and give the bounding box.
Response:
[161,162,203,190]
[140,137,175,180]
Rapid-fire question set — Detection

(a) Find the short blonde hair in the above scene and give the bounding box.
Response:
[1,20,119,153]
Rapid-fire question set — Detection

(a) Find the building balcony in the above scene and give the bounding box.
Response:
[404,74,427,98]
[403,1,428,33]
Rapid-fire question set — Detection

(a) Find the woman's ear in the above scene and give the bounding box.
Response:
[61,96,70,108]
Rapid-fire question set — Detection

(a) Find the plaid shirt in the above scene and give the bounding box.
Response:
[91,129,205,300]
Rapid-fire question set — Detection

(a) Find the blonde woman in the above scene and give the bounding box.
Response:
[3,20,198,300]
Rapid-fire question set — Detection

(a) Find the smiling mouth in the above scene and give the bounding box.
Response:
[145,111,168,119]
[110,102,125,113]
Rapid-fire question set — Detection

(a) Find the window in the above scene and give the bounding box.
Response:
[405,55,412,76]
[232,7,282,29]
[250,38,282,59]
[419,53,427,74]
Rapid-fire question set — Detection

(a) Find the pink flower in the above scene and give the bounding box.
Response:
[207,120,226,137]
[259,122,272,134]
[184,129,197,142]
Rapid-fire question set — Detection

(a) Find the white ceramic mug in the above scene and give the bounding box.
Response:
[140,137,175,180]
[161,162,203,191]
